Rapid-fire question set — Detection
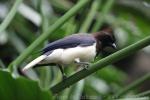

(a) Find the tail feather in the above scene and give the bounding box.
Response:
[22,55,47,72]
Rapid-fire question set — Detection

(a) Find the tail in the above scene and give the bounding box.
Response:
[22,55,47,72]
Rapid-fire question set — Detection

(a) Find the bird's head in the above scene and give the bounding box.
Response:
[94,31,116,50]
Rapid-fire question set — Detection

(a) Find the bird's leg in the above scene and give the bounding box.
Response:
[57,64,67,80]
[74,58,90,69]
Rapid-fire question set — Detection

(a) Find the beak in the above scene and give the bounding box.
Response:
[111,43,117,49]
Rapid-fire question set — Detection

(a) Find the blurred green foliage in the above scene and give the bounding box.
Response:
[0,69,53,100]
[0,0,150,100]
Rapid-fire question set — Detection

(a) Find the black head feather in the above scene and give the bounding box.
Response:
[94,31,116,49]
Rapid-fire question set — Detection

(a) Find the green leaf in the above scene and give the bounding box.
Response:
[68,80,85,100]
[96,66,126,84]
[0,70,53,100]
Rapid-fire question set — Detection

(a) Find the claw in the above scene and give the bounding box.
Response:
[83,63,89,70]
[74,58,91,70]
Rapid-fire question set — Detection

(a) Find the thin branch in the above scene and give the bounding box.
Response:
[0,59,5,68]
[135,90,150,97]
[79,0,101,32]
[50,36,150,94]
[114,73,150,98]
[8,0,91,72]
[0,0,23,33]
[92,0,114,32]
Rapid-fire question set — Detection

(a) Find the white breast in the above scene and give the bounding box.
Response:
[42,43,97,65]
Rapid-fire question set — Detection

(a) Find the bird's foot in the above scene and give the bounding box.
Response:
[77,62,90,70]
[82,62,90,70]
[74,58,90,70]
[83,64,89,70]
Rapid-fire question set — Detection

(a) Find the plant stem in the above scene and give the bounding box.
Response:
[0,59,5,68]
[0,0,22,33]
[114,73,150,98]
[79,0,101,32]
[135,90,150,97]
[50,36,150,94]
[92,0,114,32]
[51,0,73,12]
[8,0,91,72]
[37,0,51,90]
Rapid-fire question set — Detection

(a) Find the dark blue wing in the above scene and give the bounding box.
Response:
[42,34,96,54]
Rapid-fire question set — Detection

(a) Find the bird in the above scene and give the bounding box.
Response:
[22,31,116,80]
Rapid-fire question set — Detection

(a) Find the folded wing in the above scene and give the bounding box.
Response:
[43,34,96,54]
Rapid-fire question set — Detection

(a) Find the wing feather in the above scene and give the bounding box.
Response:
[22,55,47,72]
[42,34,96,54]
